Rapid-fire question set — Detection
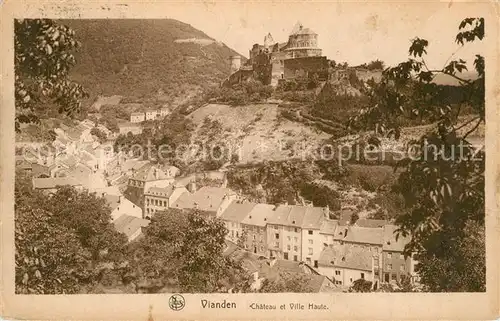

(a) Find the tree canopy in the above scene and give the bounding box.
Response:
[349,17,485,292]
[15,19,88,131]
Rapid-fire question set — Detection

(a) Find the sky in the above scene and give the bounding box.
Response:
[162,1,487,69]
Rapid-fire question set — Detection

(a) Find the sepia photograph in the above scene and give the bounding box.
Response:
[1,0,499,320]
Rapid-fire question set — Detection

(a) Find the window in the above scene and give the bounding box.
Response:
[306,258,311,263]
[236,231,239,238]
[335,270,341,276]
[387,253,392,259]
[146,208,150,213]
[260,246,264,252]
[374,270,379,277]
[308,230,313,235]
[284,252,289,260]
[293,255,298,262]
[275,242,279,248]
[361,273,365,279]
[294,246,298,252]
[294,237,298,243]
[387,264,392,270]
[308,239,313,245]
[400,265,405,272]
[397,253,402,259]
[308,248,313,255]
[275,233,279,239]
[391,273,397,281]
[287,245,291,251]
[252,235,256,240]
[154,199,158,206]
[287,236,291,241]
[294,228,298,233]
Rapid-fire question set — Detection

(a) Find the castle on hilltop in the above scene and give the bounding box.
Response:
[224,22,329,87]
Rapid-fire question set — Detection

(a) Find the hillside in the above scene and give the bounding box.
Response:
[62,19,244,104]
[188,103,331,164]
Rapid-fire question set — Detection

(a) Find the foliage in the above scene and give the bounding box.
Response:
[207,81,273,106]
[128,209,248,293]
[14,19,88,131]
[227,160,320,205]
[99,104,129,132]
[299,182,341,210]
[90,127,107,143]
[15,206,92,294]
[349,17,485,292]
[349,278,373,292]
[259,272,314,293]
[357,60,385,71]
[63,19,242,104]
[14,173,127,293]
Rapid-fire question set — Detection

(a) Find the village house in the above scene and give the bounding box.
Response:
[103,193,143,221]
[266,205,307,261]
[32,177,83,194]
[143,183,188,219]
[144,109,157,121]
[334,225,384,254]
[317,244,375,288]
[379,224,417,284]
[130,112,146,123]
[170,186,238,217]
[300,206,328,268]
[113,214,150,242]
[319,219,339,247]
[240,203,274,257]
[225,246,338,292]
[220,200,257,243]
[127,163,176,191]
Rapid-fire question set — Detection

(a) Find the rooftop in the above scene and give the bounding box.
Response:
[113,214,150,239]
[241,203,275,227]
[319,219,339,235]
[355,218,388,228]
[318,244,374,271]
[337,226,385,245]
[301,207,326,230]
[144,185,175,198]
[132,164,171,181]
[171,186,236,213]
[383,224,410,252]
[220,200,257,223]
[32,177,82,189]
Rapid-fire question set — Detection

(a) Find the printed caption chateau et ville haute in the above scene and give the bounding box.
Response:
[14,16,485,295]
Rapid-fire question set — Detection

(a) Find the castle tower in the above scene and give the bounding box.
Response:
[264,32,275,50]
[229,55,241,74]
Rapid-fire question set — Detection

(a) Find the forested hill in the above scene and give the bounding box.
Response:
[62,19,244,102]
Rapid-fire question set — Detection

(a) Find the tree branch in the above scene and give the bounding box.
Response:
[454,115,480,132]
[428,70,472,85]
[463,117,483,139]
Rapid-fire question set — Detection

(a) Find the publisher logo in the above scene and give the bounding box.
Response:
[169,294,185,311]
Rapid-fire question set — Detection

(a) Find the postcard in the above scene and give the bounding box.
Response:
[1,0,499,320]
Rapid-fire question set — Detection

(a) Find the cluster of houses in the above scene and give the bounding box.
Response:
[116,107,171,136]
[76,156,419,292]
[18,120,418,292]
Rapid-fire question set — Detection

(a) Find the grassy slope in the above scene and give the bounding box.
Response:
[62,19,244,104]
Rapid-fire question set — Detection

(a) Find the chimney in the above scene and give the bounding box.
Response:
[187,181,197,193]
[118,195,121,204]
[344,228,348,238]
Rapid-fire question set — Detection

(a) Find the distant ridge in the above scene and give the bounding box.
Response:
[61,19,245,103]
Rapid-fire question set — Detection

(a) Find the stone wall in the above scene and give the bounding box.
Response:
[283,56,329,80]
